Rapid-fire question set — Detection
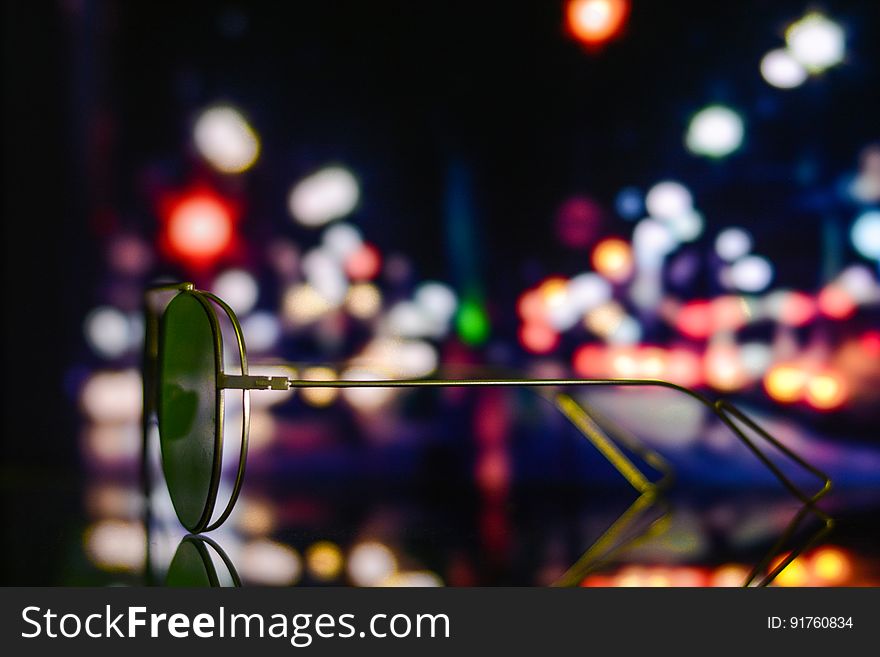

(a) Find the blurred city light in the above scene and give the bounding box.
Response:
[685,105,744,158]
[785,12,845,73]
[645,181,692,220]
[850,210,880,260]
[715,227,753,262]
[300,366,339,407]
[83,520,145,572]
[760,48,808,89]
[241,311,281,352]
[346,282,383,319]
[193,105,260,174]
[456,296,490,345]
[565,0,630,47]
[805,371,848,410]
[729,255,773,292]
[212,269,259,315]
[239,540,302,585]
[306,541,344,581]
[764,364,808,403]
[80,369,142,423]
[162,191,235,265]
[348,541,397,587]
[288,166,360,227]
[591,237,634,282]
[84,306,131,359]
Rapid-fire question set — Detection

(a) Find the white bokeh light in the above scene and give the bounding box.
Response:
[729,255,774,292]
[84,306,131,359]
[288,166,359,227]
[850,210,880,260]
[348,542,396,587]
[633,218,679,263]
[786,13,845,73]
[760,49,808,89]
[414,282,458,324]
[193,105,260,174]
[322,223,363,260]
[566,272,611,313]
[645,181,693,220]
[212,269,259,315]
[241,311,281,353]
[715,228,753,262]
[685,105,744,158]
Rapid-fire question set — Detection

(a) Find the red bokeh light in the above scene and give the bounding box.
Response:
[345,243,382,281]
[519,322,559,354]
[817,285,857,319]
[676,300,714,339]
[160,190,237,267]
[778,291,817,326]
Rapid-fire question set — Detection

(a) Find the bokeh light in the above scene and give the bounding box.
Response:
[565,0,630,47]
[212,269,259,315]
[306,541,344,581]
[84,306,131,359]
[685,105,744,159]
[760,48,808,89]
[785,12,845,73]
[163,191,235,265]
[764,364,808,403]
[288,166,360,227]
[728,255,773,292]
[193,105,260,174]
[348,541,397,587]
[850,210,880,260]
[715,227,753,262]
[591,237,634,282]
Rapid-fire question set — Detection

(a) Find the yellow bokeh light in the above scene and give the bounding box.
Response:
[763,364,807,403]
[771,555,809,587]
[805,372,848,410]
[300,366,339,407]
[346,282,382,319]
[811,547,851,584]
[306,541,344,581]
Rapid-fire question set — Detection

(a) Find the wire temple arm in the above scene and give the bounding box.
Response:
[219,373,832,506]
[220,374,660,390]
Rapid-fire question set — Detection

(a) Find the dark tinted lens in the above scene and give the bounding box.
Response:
[158,292,221,531]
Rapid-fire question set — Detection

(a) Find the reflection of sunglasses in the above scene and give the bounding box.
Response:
[143,282,831,535]
[160,498,833,588]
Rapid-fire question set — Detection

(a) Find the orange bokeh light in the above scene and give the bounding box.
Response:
[591,237,634,282]
[566,0,630,46]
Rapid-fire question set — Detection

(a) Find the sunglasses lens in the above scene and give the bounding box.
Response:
[158,292,221,531]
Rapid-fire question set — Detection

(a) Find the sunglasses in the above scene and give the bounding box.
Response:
[143,282,831,537]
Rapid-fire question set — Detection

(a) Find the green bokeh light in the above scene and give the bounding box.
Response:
[456,297,490,345]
